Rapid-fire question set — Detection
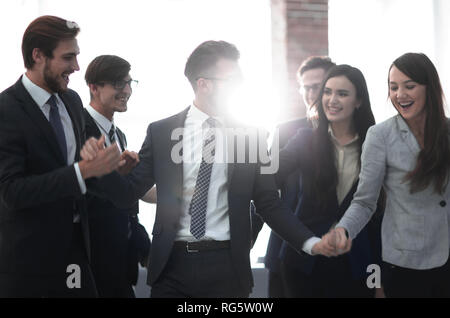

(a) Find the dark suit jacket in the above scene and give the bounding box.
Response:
[276,128,382,279]
[89,107,314,294]
[251,117,311,272]
[83,110,150,294]
[0,77,89,278]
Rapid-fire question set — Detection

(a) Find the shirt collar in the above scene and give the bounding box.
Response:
[22,73,60,109]
[187,103,224,127]
[328,124,359,147]
[86,104,114,134]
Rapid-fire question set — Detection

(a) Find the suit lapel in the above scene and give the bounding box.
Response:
[224,116,238,183]
[165,107,190,203]
[116,127,127,151]
[396,115,421,155]
[59,92,82,161]
[83,109,102,139]
[14,78,66,164]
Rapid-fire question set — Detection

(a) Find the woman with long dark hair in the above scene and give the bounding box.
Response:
[332,53,450,297]
[276,64,383,297]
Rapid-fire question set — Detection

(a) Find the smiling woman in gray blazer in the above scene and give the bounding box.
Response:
[331,53,450,297]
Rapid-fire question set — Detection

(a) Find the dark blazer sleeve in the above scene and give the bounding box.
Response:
[88,123,155,208]
[251,134,315,252]
[275,128,313,187]
[250,122,311,245]
[0,94,83,211]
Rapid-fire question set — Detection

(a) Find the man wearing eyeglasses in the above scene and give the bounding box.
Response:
[83,55,150,297]
[252,56,335,298]
[81,41,320,298]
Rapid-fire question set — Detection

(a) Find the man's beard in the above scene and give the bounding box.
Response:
[43,61,66,93]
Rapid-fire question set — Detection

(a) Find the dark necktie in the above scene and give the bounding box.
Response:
[189,117,218,239]
[109,124,116,144]
[47,95,67,164]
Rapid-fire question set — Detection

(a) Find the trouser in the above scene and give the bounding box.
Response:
[151,242,248,298]
[383,259,450,298]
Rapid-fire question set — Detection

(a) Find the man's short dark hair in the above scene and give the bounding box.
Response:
[22,15,80,69]
[297,56,335,78]
[184,40,240,90]
[85,55,131,85]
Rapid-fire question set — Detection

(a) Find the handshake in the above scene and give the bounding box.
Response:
[311,227,352,257]
[78,135,140,179]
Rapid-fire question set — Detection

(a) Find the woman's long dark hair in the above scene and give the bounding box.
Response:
[390,53,450,194]
[309,65,376,210]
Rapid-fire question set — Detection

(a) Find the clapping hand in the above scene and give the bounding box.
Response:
[117,150,139,175]
[79,135,125,179]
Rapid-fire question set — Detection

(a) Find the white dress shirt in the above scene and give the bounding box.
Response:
[86,104,123,152]
[175,104,230,242]
[21,74,87,204]
[329,126,360,205]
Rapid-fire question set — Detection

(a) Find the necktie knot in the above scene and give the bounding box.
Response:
[47,95,58,108]
[206,117,218,128]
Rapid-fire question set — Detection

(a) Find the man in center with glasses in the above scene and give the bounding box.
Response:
[252,56,335,297]
[83,55,150,297]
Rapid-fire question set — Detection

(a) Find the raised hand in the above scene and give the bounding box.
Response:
[117,150,140,175]
[79,139,125,179]
[81,135,105,161]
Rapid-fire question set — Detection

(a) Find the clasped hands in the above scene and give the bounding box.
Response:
[78,135,139,179]
[311,227,352,257]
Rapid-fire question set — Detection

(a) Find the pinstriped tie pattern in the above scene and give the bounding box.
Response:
[189,117,218,239]
[109,124,116,144]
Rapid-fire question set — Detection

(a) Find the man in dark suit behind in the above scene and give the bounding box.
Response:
[81,40,317,298]
[83,55,151,297]
[0,16,122,297]
[252,56,335,297]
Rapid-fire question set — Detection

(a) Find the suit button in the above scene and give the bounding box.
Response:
[440,200,447,207]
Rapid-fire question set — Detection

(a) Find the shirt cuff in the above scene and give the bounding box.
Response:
[302,236,321,255]
[74,163,87,195]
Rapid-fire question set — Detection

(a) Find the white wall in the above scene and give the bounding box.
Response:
[0,0,274,267]
[329,0,448,122]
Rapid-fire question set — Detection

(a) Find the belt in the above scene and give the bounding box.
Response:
[173,240,231,253]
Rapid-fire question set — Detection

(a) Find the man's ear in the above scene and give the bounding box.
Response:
[88,83,98,95]
[196,78,212,93]
[31,48,45,66]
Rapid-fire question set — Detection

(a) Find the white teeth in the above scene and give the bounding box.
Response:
[399,102,414,108]
[328,106,342,112]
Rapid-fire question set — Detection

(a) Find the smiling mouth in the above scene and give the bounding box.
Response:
[116,95,129,103]
[399,101,414,109]
[62,73,71,84]
[327,106,343,114]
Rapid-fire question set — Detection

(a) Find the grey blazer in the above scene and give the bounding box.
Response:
[337,115,450,270]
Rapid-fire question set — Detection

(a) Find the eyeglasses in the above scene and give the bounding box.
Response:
[99,79,139,90]
[196,75,243,84]
[299,84,321,95]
